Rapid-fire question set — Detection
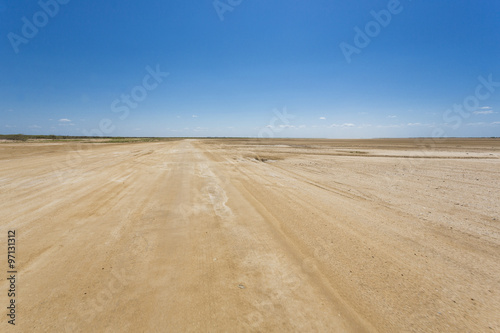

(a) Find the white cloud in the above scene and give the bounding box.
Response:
[479,106,492,110]
[387,115,397,118]
[265,124,297,129]
[473,110,496,115]
[407,122,422,126]
[29,125,41,128]
[377,124,402,128]
[319,117,326,120]
[330,123,355,128]
[59,118,71,122]
[466,122,487,126]
[192,115,198,118]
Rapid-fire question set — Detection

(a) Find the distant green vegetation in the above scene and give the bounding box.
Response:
[0,134,30,141]
[0,134,182,143]
[0,134,92,141]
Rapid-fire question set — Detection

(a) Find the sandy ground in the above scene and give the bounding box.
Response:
[1,138,499,332]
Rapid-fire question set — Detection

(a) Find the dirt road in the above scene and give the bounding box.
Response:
[1,138,499,332]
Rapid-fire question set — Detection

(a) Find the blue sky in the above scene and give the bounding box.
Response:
[1,0,499,138]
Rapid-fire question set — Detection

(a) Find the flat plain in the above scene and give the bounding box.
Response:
[1,138,499,332]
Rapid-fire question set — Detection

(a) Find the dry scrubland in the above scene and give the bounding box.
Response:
[1,138,499,332]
